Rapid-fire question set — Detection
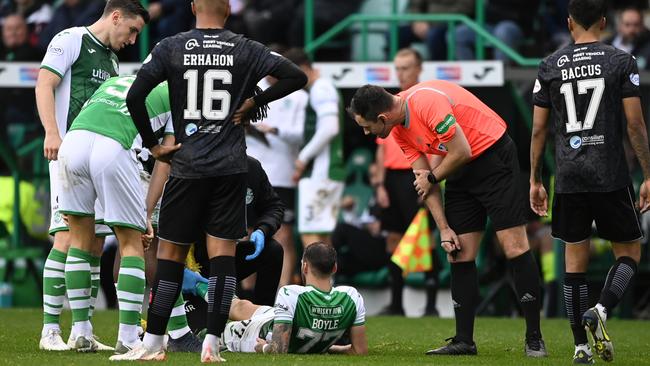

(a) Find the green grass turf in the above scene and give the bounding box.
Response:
[0,309,648,365]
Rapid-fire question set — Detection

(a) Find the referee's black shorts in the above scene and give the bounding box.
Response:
[158,174,247,244]
[552,185,643,243]
[444,133,527,235]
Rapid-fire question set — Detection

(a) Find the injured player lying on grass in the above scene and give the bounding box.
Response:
[180,242,368,355]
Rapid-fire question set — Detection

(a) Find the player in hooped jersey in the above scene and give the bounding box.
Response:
[349,81,546,357]
[35,0,149,352]
[122,0,307,362]
[221,242,367,355]
[530,0,650,363]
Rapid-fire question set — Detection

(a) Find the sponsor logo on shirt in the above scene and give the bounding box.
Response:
[185,39,200,50]
[557,54,570,67]
[88,48,96,54]
[569,135,581,149]
[48,45,63,55]
[435,114,456,134]
[436,66,461,81]
[309,305,343,318]
[185,123,198,136]
[630,73,640,86]
[570,134,605,149]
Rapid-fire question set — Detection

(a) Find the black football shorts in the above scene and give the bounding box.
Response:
[552,185,643,243]
[444,133,528,234]
[158,174,247,244]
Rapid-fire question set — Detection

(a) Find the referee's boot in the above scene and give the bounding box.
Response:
[425,337,477,355]
[524,332,548,358]
[582,307,613,362]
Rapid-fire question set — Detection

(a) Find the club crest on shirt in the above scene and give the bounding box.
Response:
[435,114,456,134]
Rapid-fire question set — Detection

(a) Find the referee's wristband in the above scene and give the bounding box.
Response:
[426,171,439,185]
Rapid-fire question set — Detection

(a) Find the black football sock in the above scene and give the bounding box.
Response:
[450,261,479,344]
[146,259,184,335]
[207,256,237,337]
[509,250,543,339]
[425,269,439,312]
[425,249,441,311]
[599,256,637,314]
[564,272,589,345]
[388,261,404,311]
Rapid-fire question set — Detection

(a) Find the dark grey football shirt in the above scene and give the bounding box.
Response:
[533,41,640,193]
[137,28,289,178]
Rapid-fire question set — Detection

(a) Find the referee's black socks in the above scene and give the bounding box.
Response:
[450,261,479,344]
[207,256,237,337]
[509,250,543,340]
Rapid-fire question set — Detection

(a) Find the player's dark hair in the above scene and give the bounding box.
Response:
[284,48,312,68]
[303,242,337,277]
[568,0,606,30]
[347,84,394,122]
[248,86,269,122]
[104,0,150,23]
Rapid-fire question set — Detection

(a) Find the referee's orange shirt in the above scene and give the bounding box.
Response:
[376,135,412,170]
[392,80,506,164]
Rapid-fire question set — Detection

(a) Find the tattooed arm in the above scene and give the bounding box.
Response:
[254,322,292,354]
[623,97,650,212]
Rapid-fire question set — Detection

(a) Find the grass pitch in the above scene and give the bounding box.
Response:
[0,309,648,365]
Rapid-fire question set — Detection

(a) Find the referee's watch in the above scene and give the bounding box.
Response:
[426,171,439,185]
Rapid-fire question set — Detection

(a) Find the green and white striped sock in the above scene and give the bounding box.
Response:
[42,249,67,335]
[168,293,191,339]
[88,255,101,319]
[117,256,145,345]
[65,247,93,338]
